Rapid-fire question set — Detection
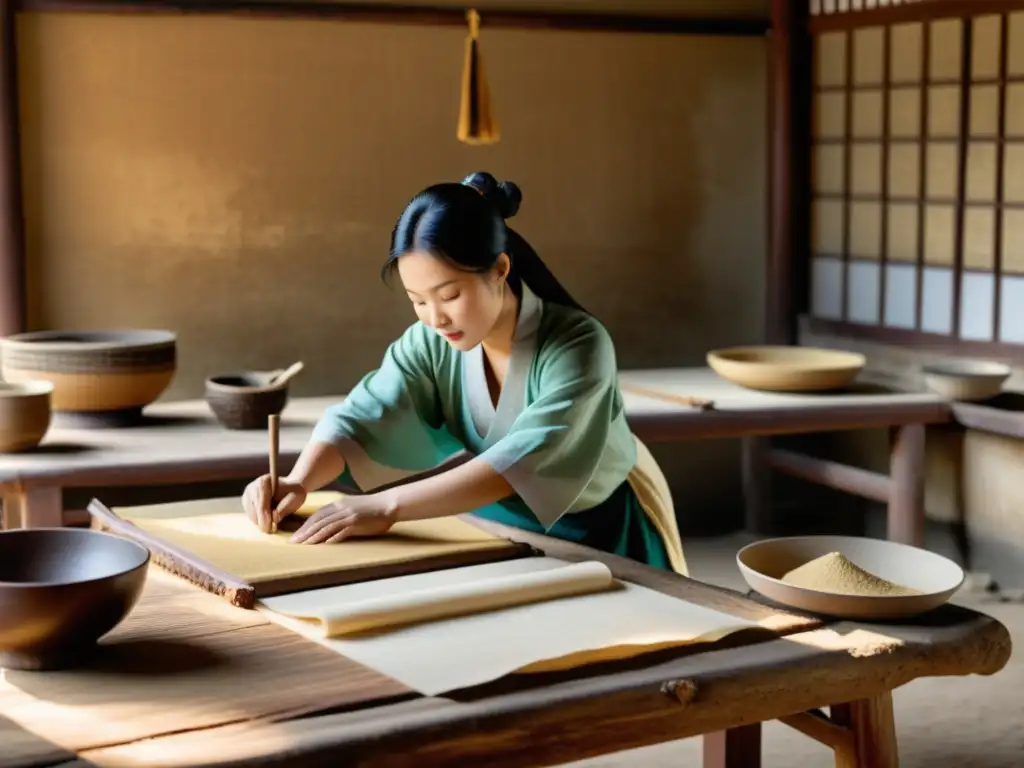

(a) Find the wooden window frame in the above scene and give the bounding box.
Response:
[804,0,1024,363]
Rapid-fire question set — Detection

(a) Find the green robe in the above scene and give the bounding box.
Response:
[310,284,671,570]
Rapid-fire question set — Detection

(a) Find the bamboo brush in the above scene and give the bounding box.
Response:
[268,413,280,534]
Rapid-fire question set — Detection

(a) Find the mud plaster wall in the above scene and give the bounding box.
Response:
[16,13,768,531]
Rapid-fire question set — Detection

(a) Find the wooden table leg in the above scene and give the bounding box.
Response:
[703,723,762,768]
[831,693,899,768]
[888,423,926,546]
[1,486,63,529]
[742,436,773,535]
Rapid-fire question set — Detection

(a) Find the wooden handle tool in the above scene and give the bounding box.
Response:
[269,361,304,388]
[268,413,280,534]
[621,384,715,411]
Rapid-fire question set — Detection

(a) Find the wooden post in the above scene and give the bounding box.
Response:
[767,0,811,345]
[703,724,762,768]
[888,423,926,546]
[0,0,25,337]
[831,694,900,768]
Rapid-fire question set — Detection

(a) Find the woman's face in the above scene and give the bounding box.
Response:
[397,250,509,351]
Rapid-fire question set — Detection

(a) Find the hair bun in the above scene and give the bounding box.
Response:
[462,171,522,219]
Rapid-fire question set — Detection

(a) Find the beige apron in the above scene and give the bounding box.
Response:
[625,434,688,576]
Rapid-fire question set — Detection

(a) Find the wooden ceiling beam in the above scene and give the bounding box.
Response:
[15,0,770,36]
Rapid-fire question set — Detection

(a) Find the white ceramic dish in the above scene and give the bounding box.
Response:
[921,360,1011,401]
[736,535,965,620]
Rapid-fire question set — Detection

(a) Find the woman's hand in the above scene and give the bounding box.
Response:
[242,474,307,533]
[290,493,397,545]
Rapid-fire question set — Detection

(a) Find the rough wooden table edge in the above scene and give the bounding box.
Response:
[65,607,1012,768]
[0,518,1011,768]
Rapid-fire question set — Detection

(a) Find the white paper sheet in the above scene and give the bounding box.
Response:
[258,557,761,695]
[272,560,617,637]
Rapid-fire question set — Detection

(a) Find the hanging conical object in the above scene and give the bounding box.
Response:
[457,9,500,145]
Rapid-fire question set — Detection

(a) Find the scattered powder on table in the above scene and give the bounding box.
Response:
[781,552,921,597]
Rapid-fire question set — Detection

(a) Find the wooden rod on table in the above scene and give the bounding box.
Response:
[620,384,715,411]
[268,413,280,534]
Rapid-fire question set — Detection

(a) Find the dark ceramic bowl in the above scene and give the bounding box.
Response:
[0,528,150,670]
[205,372,288,430]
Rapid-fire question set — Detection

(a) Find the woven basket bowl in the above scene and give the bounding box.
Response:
[707,345,866,392]
[0,330,176,414]
[0,380,52,452]
[205,372,288,430]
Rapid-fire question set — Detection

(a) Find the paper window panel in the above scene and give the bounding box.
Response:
[1005,85,1024,137]
[811,256,844,320]
[965,142,997,203]
[847,261,881,324]
[889,89,921,138]
[1007,13,1024,77]
[853,28,885,86]
[850,202,882,259]
[890,23,923,83]
[853,92,884,138]
[920,267,954,334]
[883,263,918,328]
[1000,276,1024,342]
[813,145,846,194]
[959,272,996,341]
[816,33,847,87]
[1003,145,1024,203]
[969,85,999,137]
[962,209,995,271]
[925,143,958,199]
[813,200,846,255]
[1001,210,1024,274]
[888,143,920,197]
[972,16,1002,81]
[814,92,846,139]
[923,205,955,266]
[928,86,960,137]
[887,203,919,263]
[850,144,882,196]
[928,19,962,81]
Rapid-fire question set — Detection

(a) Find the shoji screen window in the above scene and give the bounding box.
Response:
[809,11,1024,351]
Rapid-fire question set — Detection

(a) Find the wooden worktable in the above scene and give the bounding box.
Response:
[0,519,1009,768]
[0,367,951,544]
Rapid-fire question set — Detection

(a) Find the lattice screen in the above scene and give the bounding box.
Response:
[809,11,1024,346]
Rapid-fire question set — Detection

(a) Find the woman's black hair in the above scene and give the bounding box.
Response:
[383,171,585,312]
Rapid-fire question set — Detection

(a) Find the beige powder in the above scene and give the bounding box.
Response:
[781,552,921,597]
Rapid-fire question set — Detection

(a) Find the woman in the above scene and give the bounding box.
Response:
[241,172,686,573]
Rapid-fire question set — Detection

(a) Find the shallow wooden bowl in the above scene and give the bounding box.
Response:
[0,380,53,452]
[707,345,866,392]
[205,372,288,430]
[737,535,964,620]
[921,360,1011,401]
[0,528,150,670]
[0,330,176,424]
